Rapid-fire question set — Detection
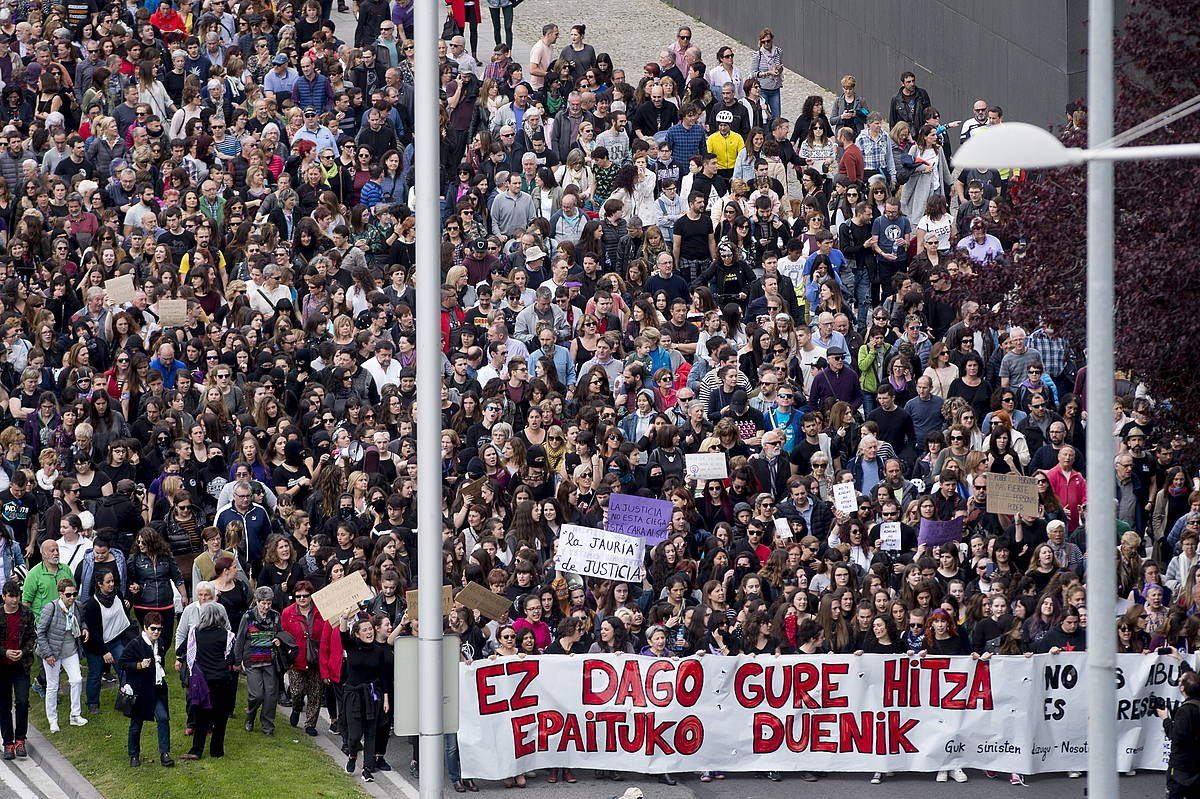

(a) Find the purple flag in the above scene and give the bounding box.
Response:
[606,493,674,543]
[918,516,965,547]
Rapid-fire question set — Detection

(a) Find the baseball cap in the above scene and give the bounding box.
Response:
[272,53,288,65]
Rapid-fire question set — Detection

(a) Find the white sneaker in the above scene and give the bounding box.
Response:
[951,768,968,783]
[70,716,88,727]
[1125,769,1137,777]
[1068,771,1082,779]
[871,772,882,784]
[936,770,948,782]
[48,721,60,734]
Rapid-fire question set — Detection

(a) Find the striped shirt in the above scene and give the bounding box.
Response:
[750,46,783,91]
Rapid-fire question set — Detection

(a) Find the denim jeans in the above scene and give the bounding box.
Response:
[128,688,171,758]
[761,87,781,121]
[86,639,126,707]
[445,732,462,783]
[848,263,872,328]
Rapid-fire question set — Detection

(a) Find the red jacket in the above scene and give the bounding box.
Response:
[1045,465,1087,532]
[281,603,324,671]
[448,0,481,26]
[318,616,344,682]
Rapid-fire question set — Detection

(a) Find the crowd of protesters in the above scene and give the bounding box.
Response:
[0,0,1194,792]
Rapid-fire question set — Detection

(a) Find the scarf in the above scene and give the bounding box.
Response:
[58,599,80,638]
[142,631,165,685]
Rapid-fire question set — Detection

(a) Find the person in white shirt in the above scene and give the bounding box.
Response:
[959,99,989,143]
[361,341,402,393]
[57,513,94,573]
[248,264,292,318]
[448,35,481,77]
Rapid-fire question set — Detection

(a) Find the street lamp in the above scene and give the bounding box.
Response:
[413,1,445,798]
[955,121,1200,167]
[953,3,1200,794]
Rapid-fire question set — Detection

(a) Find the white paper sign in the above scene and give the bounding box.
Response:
[555,524,644,582]
[773,517,793,541]
[832,482,858,514]
[684,453,728,481]
[879,521,902,552]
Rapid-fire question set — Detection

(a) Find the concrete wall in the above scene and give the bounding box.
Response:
[667,0,1098,130]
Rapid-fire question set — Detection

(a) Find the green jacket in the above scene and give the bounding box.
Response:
[857,343,891,394]
[21,563,74,622]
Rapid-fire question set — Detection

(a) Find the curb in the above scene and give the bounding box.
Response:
[308,717,406,799]
[25,725,107,799]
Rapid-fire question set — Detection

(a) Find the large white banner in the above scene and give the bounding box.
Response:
[458,653,1190,779]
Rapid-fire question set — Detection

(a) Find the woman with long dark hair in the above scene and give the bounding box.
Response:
[128,528,188,641]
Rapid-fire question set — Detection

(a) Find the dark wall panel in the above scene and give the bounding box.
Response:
[669,0,1112,129]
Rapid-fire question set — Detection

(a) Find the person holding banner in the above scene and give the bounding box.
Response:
[336,613,387,784]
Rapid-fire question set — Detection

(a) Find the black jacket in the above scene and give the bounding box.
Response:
[119,634,170,721]
[1165,695,1200,787]
[889,86,932,129]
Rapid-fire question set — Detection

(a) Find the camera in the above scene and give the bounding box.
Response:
[1148,695,1168,712]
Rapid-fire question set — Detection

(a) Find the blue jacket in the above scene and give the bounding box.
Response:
[527,344,577,389]
[291,73,333,113]
[216,503,273,563]
[75,549,127,600]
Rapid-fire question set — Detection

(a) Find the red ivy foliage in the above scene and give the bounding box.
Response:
[953,0,1200,431]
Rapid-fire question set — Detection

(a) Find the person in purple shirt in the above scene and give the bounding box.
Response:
[956,216,1004,266]
[807,346,863,410]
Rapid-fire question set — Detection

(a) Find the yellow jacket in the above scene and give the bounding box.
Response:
[706,131,745,170]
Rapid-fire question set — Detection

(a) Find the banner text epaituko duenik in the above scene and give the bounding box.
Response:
[457,653,1192,779]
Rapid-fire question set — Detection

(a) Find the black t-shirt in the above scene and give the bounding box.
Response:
[157,229,195,265]
[789,438,823,471]
[866,406,915,453]
[273,463,313,508]
[0,490,35,548]
[673,213,714,260]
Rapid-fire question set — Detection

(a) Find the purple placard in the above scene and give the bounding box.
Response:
[606,493,674,543]
[918,516,965,547]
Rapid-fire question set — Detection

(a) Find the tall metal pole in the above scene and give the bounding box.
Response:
[1085,0,1116,795]
[414,0,445,796]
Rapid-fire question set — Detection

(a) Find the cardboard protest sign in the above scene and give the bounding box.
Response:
[455,582,513,622]
[918,516,965,547]
[832,482,859,514]
[986,472,1040,516]
[311,571,374,621]
[684,453,728,481]
[157,299,189,326]
[405,585,454,621]
[104,274,135,304]
[459,476,487,503]
[555,524,644,582]
[606,493,673,543]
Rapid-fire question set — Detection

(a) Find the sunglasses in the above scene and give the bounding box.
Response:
[147,625,162,630]
[294,594,311,599]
